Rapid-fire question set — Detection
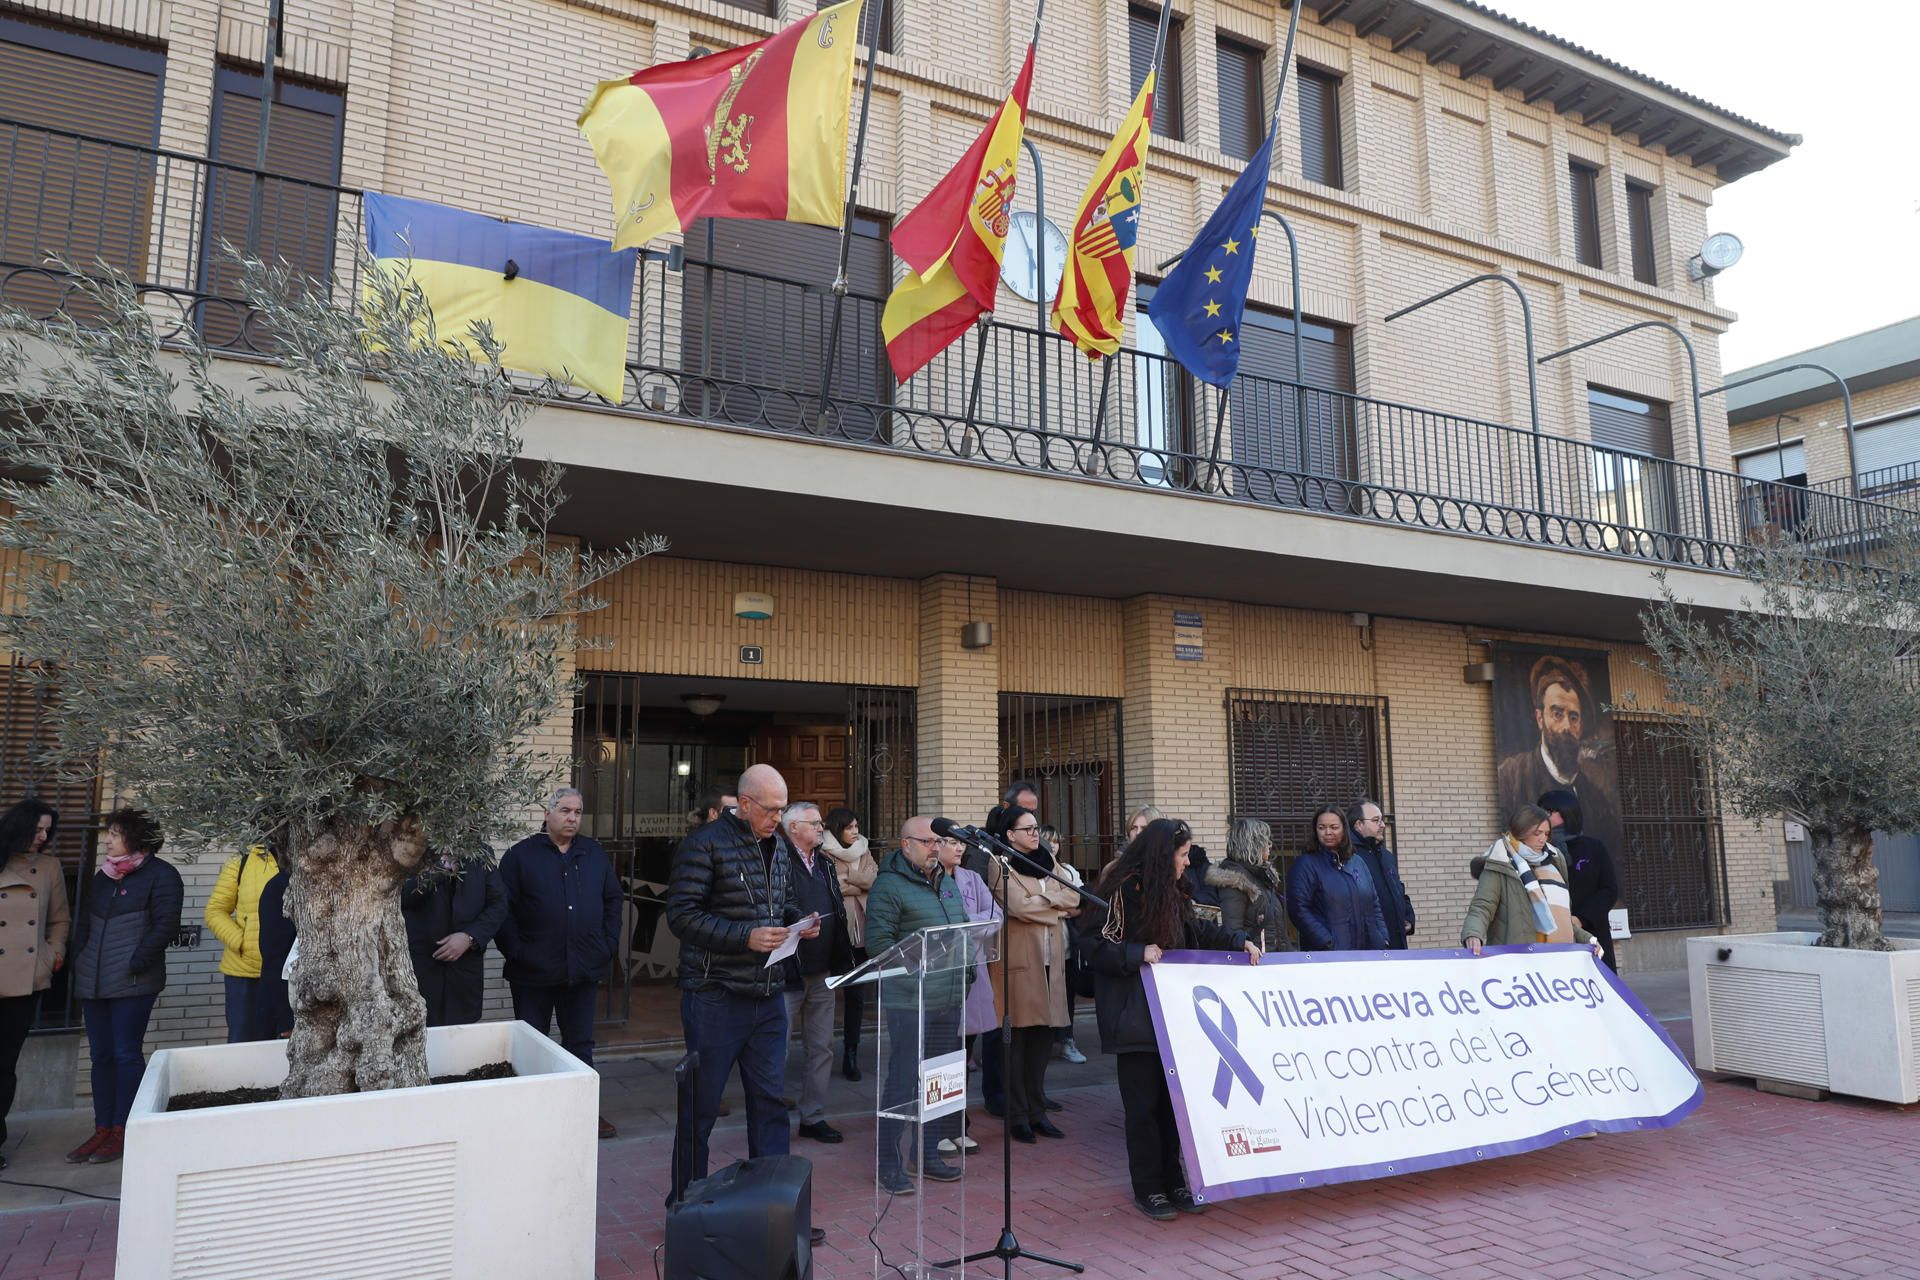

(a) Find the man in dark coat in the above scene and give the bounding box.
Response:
[1540,788,1621,971]
[665,764,817,1207]
[779,802,853,1144]
[402,848,509,1026]
[1347,799,1415,948]
[497,787,622,1138]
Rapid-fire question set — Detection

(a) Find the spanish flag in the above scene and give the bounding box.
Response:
[881,45,1036,382]
[1054,73,1155,359]
[363,193,638,401]
[578,0,865,250]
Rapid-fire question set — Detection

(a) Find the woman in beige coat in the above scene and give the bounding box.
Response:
[822,807,877,1081]
[989,806,1079,1143]
[0,800,71,1168]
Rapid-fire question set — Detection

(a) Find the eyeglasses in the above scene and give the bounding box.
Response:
[905,835,942,847]
[1009,824,1039,834]
[791,819,825,828]
[740,795,785,815]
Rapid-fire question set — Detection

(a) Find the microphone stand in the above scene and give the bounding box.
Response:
[938,826,1106,1277]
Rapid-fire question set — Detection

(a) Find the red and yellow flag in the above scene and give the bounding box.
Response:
[577,0,864,250]
[1054,72,1155,359]
[881,45,1037,382]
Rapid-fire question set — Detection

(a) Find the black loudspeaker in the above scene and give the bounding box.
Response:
[664,1155,815,1280]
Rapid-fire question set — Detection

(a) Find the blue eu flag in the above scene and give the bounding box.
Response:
[1146,132,1273,388]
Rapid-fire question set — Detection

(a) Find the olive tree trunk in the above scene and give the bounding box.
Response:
[1808,823,1891,952]
[281,819,432,1098]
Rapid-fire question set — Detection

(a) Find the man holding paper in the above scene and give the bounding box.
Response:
[780,802,853,1143]
[665,764,818,1201]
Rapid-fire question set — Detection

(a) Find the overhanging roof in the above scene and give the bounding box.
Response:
[1302,0,1799,182]
[1725,315,1920,423]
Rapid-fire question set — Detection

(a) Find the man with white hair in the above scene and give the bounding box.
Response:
[498,786,623,1139]
[780,802,853,1143]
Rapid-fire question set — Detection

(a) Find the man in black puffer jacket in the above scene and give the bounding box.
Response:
[665,764,816,1203]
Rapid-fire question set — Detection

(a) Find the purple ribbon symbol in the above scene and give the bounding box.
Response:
[1193,985,1264,1107]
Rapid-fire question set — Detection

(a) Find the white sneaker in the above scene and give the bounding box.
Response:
[937,1138,959,1155]
[957,1135,980,1153]
[1062,1040,1088,1065]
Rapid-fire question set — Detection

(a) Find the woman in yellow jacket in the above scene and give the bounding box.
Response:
[204,844,280,1042]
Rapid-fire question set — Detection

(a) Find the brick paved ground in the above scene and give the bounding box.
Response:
[3,1007,1918,1279]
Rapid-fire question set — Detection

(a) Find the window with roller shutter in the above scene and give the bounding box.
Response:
[1627,181,1657,285]
[198,65,345,351]
[1296,67,1343,190]
[1587,385,1678,545]
[679,215,891,433]
[0,14,164,322]
[1128,6,1183,142]
[1570,161,1603,269]
[1216,36,1264,161]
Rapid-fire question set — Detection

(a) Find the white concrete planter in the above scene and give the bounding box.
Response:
[118,1020,598,1280]
[1688,931,1920,1104]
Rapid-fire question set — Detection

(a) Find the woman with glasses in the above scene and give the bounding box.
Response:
[1285,806,1388,952]
[1462,805,1603,959]
[1081,818,1260,1220]
[935,832,995,1156]
[987,806,1078,1143]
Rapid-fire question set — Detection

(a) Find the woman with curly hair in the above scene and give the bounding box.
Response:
[1079,818,1260,1221]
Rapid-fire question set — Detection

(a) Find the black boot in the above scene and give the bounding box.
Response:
[842,1046,862,1082]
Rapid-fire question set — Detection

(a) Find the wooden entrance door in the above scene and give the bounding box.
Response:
[753,724,848,813]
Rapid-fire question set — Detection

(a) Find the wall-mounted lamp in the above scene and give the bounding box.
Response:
[961,621,994,649]
[674,759,692,777]
[681,693,727,717]
[733,591,774,621]
[1462,662,1496,684]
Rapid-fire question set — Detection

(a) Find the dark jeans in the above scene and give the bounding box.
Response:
[223,974,260,1043]
[82,993,159,1130]
[1116,1051,1187,1200]
[979,1027,1005,1111]
[0,993,39,1146]
[1006,1024,1054,1126]
[842,946,868,1055]
[511,980,599,1066]
[878,1004,960,1175]
[669,986,789,1205]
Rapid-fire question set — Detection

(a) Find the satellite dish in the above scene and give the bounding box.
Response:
[1688,231,1744,282]
[1002,210,1067,304]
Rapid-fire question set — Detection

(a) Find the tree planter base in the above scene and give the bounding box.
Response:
[1688,931,1920,1104]
[119,1021,598,1279]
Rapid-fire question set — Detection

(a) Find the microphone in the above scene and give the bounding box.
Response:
[930,817,989,841]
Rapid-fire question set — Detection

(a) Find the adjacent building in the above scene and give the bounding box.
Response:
[1,0,1857,1080]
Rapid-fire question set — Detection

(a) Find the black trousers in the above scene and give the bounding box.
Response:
[878,1005,960,1174]
[0,994,38,1147]
[842,946,867,1054]
[511,980,598,1066]
[1005,1024,1054,1126]
[1116,1051,1187,1200]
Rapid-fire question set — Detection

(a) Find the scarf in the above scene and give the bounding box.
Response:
[1494,836,1572,942]
[102,851,148,881]
[821,832,876,947]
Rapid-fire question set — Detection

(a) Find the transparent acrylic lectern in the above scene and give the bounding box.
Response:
[830,919,1000,1279]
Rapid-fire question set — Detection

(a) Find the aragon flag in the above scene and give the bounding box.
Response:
[881,44,1036,382]
[363,192,637,401]
[577,0,864,250]
[1054,72,1156,359]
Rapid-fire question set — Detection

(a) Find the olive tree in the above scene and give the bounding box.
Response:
[1640,530,1920,952]
[0,260,657,1094]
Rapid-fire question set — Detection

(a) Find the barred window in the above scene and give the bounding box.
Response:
[1614,714,1728,931]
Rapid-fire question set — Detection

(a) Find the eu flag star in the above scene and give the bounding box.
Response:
[1204,265,1223,284]
[1203,299,1221,317]
[1217,329,1234,344]
[1222,237,1241,255]
[1250,224,1261,239]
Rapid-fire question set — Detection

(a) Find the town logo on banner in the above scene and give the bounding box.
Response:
[1142,947,1701,1202]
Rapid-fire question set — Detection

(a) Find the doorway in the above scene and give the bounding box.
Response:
[571,673,915,1046]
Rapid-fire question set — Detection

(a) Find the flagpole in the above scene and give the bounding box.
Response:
[1020,0,1049,437]
[817,0,887,422]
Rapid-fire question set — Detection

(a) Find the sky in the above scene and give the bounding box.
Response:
[1486,0,1918,371]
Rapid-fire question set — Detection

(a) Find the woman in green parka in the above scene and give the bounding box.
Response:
[1461,805,1603,957]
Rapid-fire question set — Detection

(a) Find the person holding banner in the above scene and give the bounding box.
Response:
[1461,805,1602,957]
[1285,807,1388,952]
[1082,818,1260,1222]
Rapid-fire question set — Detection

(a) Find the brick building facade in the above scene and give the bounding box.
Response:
[0,0,1824,1085]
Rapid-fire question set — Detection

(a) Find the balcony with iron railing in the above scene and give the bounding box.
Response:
[3,116,1913,577]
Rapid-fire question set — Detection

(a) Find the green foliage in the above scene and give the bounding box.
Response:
[0,258,659,859]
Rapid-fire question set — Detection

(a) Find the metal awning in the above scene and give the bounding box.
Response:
[1300,0,1798,182]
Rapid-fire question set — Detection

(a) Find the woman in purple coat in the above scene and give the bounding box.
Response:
[937,832,999,1156]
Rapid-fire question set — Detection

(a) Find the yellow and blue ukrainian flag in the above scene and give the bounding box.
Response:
[363,192,637,401]
[1145,130,1273,388]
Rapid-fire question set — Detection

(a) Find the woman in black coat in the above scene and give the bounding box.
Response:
[402,849,509,1026]
[66,808,183,1166]
[1538,789,1620,971]
[1079,818,1260,1223]
[247,866,295,1039]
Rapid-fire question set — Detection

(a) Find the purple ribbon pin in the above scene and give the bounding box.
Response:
[1193,985,1265,1106]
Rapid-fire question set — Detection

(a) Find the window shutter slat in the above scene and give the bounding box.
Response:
[1129,7,1183,141]
[1627,181,1657,285]
[1297,68,1342,189]
[1570,161,1602,269]
[1216,38,1263,161]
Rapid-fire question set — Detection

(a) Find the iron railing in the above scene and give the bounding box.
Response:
[4,116,1915,576]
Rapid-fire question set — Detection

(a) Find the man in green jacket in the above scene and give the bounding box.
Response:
[862,816,969,1194]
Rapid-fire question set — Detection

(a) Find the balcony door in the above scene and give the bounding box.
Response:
[1587,386,1678,554]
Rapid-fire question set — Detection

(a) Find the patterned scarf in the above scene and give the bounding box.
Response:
[102,851,148,881]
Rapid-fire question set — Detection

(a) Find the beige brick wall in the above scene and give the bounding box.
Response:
[914,573,1000,823]
[996,587,1125,698]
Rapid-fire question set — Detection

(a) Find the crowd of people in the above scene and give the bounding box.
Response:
[0,767,1619,1219]
[659,768,1621,1226]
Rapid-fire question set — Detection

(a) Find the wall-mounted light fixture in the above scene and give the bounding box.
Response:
[681,693,727,717]
[674,759,692,777]
[961,621,994,649]
[733,591,774,621]
[1462,662,1496,684]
